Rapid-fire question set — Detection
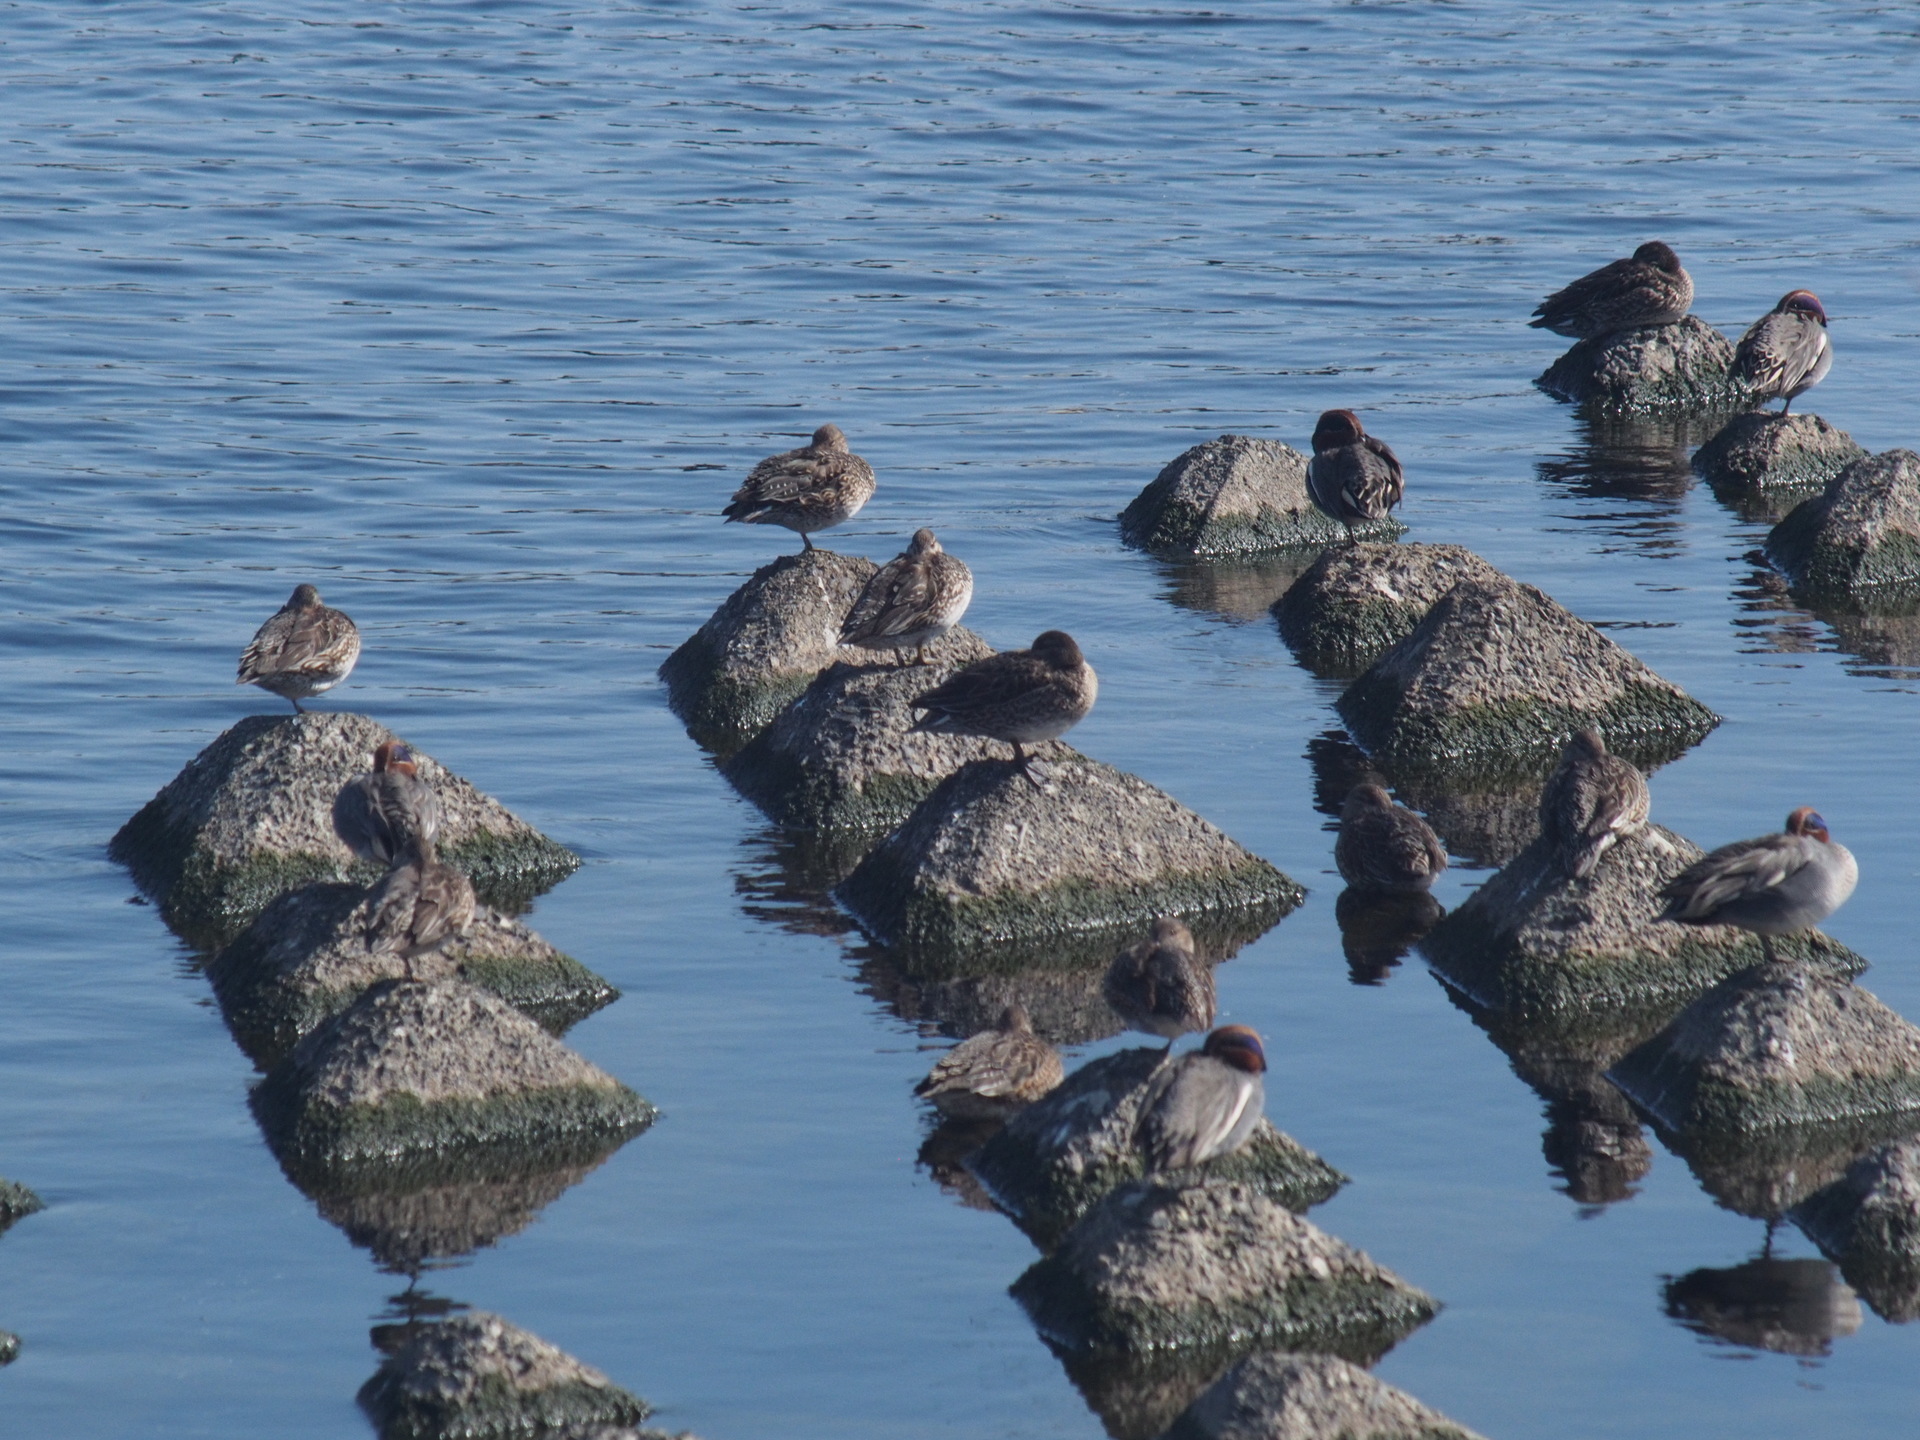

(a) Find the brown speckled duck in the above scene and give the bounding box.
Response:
[1539,730,1649,881]
[363,837,477,980]
[1334,784,1447,894]
[913,1005,1063,1121]
[1733,291,1831,414]
[723,424,876,550]
[1103,917,1217,1048]
[1530,241,1693,339]
[236,584,361,712]
[909,629,1096,778]
[839,528,974,665]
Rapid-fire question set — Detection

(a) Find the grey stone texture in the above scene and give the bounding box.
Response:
[1767,449,1920,600]
[1794,1137,1920,1322]
[110,713,578,947]
[1274,543,1505,678]
[1336,575,1719,778]
[0,1333,16,1367]
[1663,1258,1861,1357]
[1693,412,1867,492]
[252,979,654,1180]
[836,756,1302,971]
[210,882,617,1066]
[1535,316,1745,412]
[1120,435,1402,558]
[1012,1178,1436,1360]
[1164,1352,1487,1440]
[0,1179,43,1236]
[969,1048,1344,1247]
[359,1311,648,1440]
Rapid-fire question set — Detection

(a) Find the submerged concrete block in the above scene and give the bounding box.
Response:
[837,756,1302,971]
[1693,412,1866,492]
[1164,1351,1487,1440]
[1336,575,1719,778]
[110,713,578,947]
[969,1048,1343,1247]
[1766,449,1920,600]
[1012,1179,1436,1360]
[1536,316,1743,412]
[209,882,617,1067]
[252,979,654,1180]
[1794,1137,1920,1322]
[1273,543,1504,677]
[1120,435,1401,558]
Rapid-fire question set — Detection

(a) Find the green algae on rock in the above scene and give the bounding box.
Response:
[1120,434,1402,558]
[209,882,617,1068]
[1693,411,1866,492]
[110,712,578,948]
[1536,316,1744,413]
[1336,574,1719,779]
[836,755,1302,972]
[969,1047,1344,1248]
[1274,542,1505,678]
[1794,1137,1920,1323]
[1766,449,1920,601]
[1164,1351,1489,1440]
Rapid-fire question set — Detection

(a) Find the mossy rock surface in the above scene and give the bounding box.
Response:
[110,713,577,948]
[1274,543,1504,677]
[970,1048,1344,1247]
[1165,1351,1488,1440]
[1793,1136,1920,1322]
[837,755,1301,971]
[1536,316,1745,413]
[1693,411,1866,492]
[0,1179,45,1236]
[1120,434,1401,557]
[1766,449,1920,601]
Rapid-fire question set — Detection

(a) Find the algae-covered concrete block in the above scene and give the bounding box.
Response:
[836,756,1302,971]
[1536,316,1743,412]
[1274,543,1504,677]
[1336,575,1719,778]
[0,1179,44,1236]
[1120,435,1401,558]
[252,979,654,1180]
[359,1311,648,1440]
[1612,963,1920,1138]
[1794,1137,1920,1322]
[1693,412,1866,492]
[110,713,578,947]
[1165,1351,1488,1440]
[209,882,616,1067]
[1423,825,1863,1023]
[1012,1179,1436,1360]
[969,1048,1343,1247]
[1663,1257,1861,1357]
[1766,449,1920,600]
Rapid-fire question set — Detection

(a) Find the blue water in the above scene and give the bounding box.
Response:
[5,2,1920,1435]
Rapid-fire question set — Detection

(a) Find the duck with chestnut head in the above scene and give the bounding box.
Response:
[1733,290,1831,415]
[1306,410,1404,540]
[1660,807,1857,961]
[333,741,442,868]
[1134,1025,1268,1175]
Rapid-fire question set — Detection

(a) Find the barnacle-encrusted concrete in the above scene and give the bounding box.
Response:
[359,1311,649,1440]
[1663,1258,1861,1357]
[210,882,616,1066]
[1766,449,1920,600]
[1120,435,1402,558]
[252,979,654,1182]
[110,713,578,947]
[837,756,1301,972]
[1612,963,1920,1139]
[1336,575,1719,777]
[1536,317,1743,412]
[0,1179,43,1236]
[1274,544,1505,677]
[1794,1137,1920,1322]
[969,1048,1343,1247]
[1423,825,1864,1023]
[1012,1179,1435,1361]
[1693,412,1866,492]
[1164,1351,1488,1440]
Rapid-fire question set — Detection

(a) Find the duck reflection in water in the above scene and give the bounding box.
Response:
[1665,1246,1862,1358]
[1335,887,1443,986]
[1542,1087,1654,1208]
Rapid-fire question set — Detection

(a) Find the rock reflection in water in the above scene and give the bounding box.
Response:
[1155,551,1322,625]
[1734,562,1920,682]
[917,1115,1005,1214]
[1334,888,1442,986]
[731,823,870,939]
[1308,731,1540,869]
[1537,410,1728,505]
[1664,1253,1862,1358]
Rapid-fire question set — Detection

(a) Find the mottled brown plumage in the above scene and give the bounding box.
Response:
[1334,784,1447,894]
[908,629,1096,774]
[1104,917,1217,1046]
[1539,729,1650,880]
[1306,410,1405,536]
[1530,241,1693,339]
[913,1004,1063,1121]
[363,839,477,980]
[333,741,442,868]
[839,528,974,664]
[1734,291,1831,414]
[723,423,877,550]
[236,584,361,711]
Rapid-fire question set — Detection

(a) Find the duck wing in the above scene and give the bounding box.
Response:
[1735,313,1827,399]
[1660,834,1803,922]
[842,552,937,643]
[238,605,358,682]
[912,652,1042,721]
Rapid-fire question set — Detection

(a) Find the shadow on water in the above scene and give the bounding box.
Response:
[1151,550,1323,626]
[1732,558,1920,685]
[1664,1249,1861,1359]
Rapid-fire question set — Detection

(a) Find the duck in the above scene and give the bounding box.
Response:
[839,528,974,665]
[236,584,361,712]
[909,630,1096,779]
[1539,730,1650,880]
[1334,784,1447,894]
[1134,1025,1267,1175]
[1306,410,1405,538]
[912,1005,1063,1121]
[1530,241,1694,339]
[333,740,442,868]
[363,837,477,980]
[1659,807,1857,960]
[1104,917,1217,1048]
[722,424,876,551]
[1733,291,1831,414]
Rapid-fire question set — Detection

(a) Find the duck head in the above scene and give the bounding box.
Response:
[1565,728,1608,761]
[1633,241,1683,273]
[1149,915,1194,952]
[372,741,418,776]
[1203,1025,1267,1075]
[998,1003,1033,1033]
[287,583,322,609]
[1777,290,1827,325]
[1311,408,1365,453]
[811,423,849,451]
[908,527,941,555]
[1031,630,1084,669]
[1785,806,1831,842]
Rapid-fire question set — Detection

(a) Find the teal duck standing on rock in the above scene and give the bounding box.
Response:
[236,584,360,712]
[333,741,441,868]
[908,629,1097,779]
[913,1004,1064,1121]
[839,527,974,665]
[1306,410,1404,540]
[1540,729,1650,881]
[363,836,477,979]
[1135,1025,1268,1174]
[1104,917,1217,1049]
[1530,241,1693,338]
[1334,784,1447,894]
[723,423,876,551]
[1734,290,1832,414]
[1660,807,1857,961]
